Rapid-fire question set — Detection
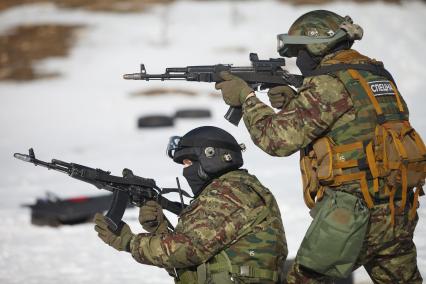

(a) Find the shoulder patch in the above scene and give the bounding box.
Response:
[368,80,395,97]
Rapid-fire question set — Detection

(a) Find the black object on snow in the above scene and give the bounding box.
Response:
[137,115,174,128]
[22,193,131,227]
[174,109,212,119]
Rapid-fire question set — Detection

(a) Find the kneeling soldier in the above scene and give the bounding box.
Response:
[94,126,287,283]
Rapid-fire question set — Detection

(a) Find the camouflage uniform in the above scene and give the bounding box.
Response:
[130,169,288,284]
[241,49,422,283]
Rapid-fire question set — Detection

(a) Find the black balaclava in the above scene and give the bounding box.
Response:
[182,161,210,197]
[296,49,322,76]
[296,40,354,76]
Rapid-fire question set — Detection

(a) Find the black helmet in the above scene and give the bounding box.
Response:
[167,126,245,177]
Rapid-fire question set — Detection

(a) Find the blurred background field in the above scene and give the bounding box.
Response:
[0,0,425,283]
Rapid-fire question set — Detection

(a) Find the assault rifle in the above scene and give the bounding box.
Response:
[123,53,304,126]
[14,148,189,234]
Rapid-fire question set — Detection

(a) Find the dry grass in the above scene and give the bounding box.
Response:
[0,24,82,81]
[280,0,400,4]
[0,0,403,12]
[0,0,173,13]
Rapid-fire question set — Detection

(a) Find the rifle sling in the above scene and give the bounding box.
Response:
[162,187,193,198]
[301,63,396,86]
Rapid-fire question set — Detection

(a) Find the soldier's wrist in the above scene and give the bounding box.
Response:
[243,93,258,109]
[245,92,256,101]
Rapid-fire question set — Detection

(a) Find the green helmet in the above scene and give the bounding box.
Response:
[277,10,363,57]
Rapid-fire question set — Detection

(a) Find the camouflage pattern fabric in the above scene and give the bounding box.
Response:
[241,49,422,282]
[129,170,287,283]
[285,10,346,57]
[242,64,353,157]
[286,202,422,284]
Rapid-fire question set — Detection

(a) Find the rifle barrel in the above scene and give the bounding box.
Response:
[123,73,187,80]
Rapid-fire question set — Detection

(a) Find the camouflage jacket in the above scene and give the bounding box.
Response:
[242,49,415,201]
[242,50,356,157]
[129,170,287,283]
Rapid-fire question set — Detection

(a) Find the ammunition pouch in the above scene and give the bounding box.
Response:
[299,67,426,225]
[297,189,369,278]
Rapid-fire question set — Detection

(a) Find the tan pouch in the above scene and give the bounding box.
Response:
[313,137,345,185]
[313,137,334,182]
[369,121,426,214]
[300,149,324,209]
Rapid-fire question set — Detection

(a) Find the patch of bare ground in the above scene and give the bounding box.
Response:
[131,88,198,97]
[0,0,173,13]
[280,0,400,4]
[0,0,405,13]
[0,24,82,81]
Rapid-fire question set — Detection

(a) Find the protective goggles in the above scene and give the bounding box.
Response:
[166,136,182,159]
[277,29,347,57]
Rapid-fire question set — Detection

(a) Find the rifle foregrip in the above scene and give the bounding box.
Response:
[105,190,130,235]
[224,106,243,126]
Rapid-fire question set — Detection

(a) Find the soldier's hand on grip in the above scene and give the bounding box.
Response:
[215,71,254,107]
[267,86,297,109]
[94,213,134,252]
[139,200,168,234]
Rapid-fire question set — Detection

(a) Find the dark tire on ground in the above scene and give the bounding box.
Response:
[137,115,174,128]
[174,109,212,119]
[31,215,61,227]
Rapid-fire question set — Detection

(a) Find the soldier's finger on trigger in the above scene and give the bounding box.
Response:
[219,71,233,81]
[215,82,224,90]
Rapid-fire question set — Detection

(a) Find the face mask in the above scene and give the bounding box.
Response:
[182,161,210,197]
[296,49,322,76]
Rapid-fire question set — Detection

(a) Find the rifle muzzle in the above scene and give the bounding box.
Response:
[123,73,143,80]
[14,153,32,162]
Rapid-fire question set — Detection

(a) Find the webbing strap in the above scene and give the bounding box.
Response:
[316,186,326,202]
[301,63,396,85]
[236,193,274,239]
[231,265,278,281]
[366,141,380,193]
[333,172,374,208]
[332,141,363,169]
[333,141,363,153]
[389,186,396,226]
[399,165,408,214]
[387,129,409,212]
[207,254,278,281]
[335,160,358,169]
[347,69,384,117]
[409,186,421,220]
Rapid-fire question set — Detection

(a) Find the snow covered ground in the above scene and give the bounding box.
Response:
[0,1,425,283]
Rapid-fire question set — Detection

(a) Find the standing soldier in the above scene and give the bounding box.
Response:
[215,10,425,284]
[94,126,288,283]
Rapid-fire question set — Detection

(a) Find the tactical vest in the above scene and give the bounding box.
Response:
[300,50,426,224]
[175,170,286,284]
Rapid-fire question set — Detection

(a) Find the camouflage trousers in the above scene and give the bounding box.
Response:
[286,202,423,284]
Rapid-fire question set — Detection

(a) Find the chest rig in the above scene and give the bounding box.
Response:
[300,50,426,224]
[175,171,285,284]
